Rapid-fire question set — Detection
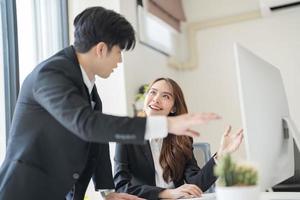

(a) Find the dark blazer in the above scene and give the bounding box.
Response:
[114,142,217,200]
[0,46,146,200]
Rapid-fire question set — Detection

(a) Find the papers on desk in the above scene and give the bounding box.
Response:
[178,193,216,200]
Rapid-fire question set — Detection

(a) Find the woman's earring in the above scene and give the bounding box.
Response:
[170,107,176,114]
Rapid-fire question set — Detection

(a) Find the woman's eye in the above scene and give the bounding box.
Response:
[149,91,156,95]
[163,95,170,99]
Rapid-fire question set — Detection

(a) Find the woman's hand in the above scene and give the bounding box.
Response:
[158,184,203,199]
[216,125,244,160]
[105,192,145,200]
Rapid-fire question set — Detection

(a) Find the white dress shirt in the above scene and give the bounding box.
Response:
[150,138,175,188]
[80,66,95,109]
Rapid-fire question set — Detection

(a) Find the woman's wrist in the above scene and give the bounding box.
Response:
[158,189,171,199]
[213,153,219,164]
[216,149,224,160]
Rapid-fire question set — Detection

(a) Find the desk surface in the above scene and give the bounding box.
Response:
[261,192,300,200]
[178,192,300,200]
[180,193,215,200]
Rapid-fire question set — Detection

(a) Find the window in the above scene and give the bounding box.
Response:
[0,0,19,165]
[16,0,69,85]
[137,5,178,56]
[136,0,186,56]
[0,1,6,165]
[0,0,68,165]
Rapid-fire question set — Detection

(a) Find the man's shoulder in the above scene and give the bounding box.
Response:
[33,46,80,77]
[30,46,82,85]
[41,46,77,68]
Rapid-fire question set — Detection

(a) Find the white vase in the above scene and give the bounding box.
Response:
[216,185,260,200]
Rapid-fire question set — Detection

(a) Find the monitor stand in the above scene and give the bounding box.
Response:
[283,117,300,150]
[273,117,300,192]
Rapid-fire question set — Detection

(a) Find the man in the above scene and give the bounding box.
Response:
[0,7,220,200]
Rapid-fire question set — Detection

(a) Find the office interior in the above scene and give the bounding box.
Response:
[0,0,299,199]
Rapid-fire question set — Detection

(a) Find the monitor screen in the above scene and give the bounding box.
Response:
[234,44,295,191]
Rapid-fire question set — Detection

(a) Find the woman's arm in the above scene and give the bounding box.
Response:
[184,126,243,191]
[113,144,165,199]
[184,151,218,192]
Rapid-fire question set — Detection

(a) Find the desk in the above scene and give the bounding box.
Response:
[179,192,300,200]
[261,192,300,200]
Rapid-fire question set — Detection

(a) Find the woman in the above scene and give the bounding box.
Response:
[114,78,243,200]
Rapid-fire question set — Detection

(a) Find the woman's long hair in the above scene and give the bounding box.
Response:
[147,78,193,183]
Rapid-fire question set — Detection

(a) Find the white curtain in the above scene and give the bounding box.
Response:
[17,0,66,85]
[0,4,6,165]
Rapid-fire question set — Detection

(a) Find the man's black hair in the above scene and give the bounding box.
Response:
[73,6,136,53]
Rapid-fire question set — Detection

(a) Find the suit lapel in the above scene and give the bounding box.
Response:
[141,141,155,172]
[63,46,91,103]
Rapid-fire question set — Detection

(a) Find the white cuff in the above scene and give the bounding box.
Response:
[144,116,168,140]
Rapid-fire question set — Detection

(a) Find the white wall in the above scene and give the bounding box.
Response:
[180,7,300,158]
[119,0,179,116]
[68,0,132,117]
[183,0,259,22]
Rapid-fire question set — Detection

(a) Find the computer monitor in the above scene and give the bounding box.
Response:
[234,44,300,191]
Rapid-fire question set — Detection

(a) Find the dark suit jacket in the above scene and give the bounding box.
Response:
[0,46,146,200]
[114,142,217,200]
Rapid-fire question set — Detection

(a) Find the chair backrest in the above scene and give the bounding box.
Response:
[193,142,215,193]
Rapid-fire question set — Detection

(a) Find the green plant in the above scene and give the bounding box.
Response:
[214,154,258,186]
[135,84,149,102]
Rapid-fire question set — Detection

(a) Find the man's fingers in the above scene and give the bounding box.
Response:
[185,129,200,137]
[167,112,221,137]
[192,112,221,121]
[182,113,221,129]
[172,129,200,137]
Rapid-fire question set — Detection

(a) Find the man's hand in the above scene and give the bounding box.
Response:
[167,113,221,137]
[104,192,145,200]
[216,125,244,160]
[158,184,203,199]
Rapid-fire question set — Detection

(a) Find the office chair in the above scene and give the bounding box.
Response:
[193,142,215,193]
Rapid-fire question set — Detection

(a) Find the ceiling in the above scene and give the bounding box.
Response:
[182,0,260,22]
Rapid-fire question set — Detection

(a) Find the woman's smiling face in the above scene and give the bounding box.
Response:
[143,80,175,116]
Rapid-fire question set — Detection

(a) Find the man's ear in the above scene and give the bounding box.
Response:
[95,42,107,57]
